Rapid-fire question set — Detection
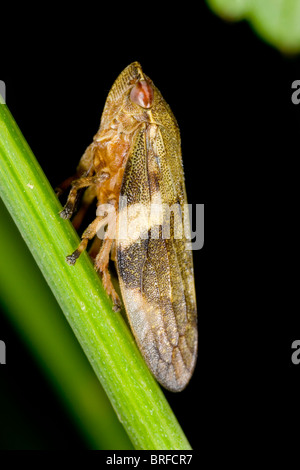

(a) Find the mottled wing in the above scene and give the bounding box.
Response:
[116,110,197,392]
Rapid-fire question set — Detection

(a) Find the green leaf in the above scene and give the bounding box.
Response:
[0,101,191,450]
[206,0,300,53]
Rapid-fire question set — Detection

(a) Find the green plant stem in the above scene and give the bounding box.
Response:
[0,198,133,450]
[0,101,191,450]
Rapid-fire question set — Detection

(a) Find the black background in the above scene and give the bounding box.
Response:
[0,2,298,454]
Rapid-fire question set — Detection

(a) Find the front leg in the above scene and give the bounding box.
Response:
[55,174,77,197]
[71,185,97,231]
[59,172,109,219]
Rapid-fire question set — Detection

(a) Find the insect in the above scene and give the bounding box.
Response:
[58,62,197,392]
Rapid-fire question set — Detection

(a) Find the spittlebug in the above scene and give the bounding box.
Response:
[59,62,197,392]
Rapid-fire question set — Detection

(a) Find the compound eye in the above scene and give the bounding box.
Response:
[130,80,154,108]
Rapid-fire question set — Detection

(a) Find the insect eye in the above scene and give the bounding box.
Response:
[130,80,154,108]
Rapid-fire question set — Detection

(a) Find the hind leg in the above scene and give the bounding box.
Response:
[66,215,106,265]
[94,206,121,311]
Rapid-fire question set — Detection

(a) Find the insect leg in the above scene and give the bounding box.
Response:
[66,215,104,265]
[60,173,109,219]
[71,185,97,230]
[94,205,121,311]
[55,174,78,197]
[88,237,102,260]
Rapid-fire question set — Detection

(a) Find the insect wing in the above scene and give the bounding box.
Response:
[116,102,197,392]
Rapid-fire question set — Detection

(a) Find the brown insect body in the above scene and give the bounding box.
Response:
[59,62,197,392]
